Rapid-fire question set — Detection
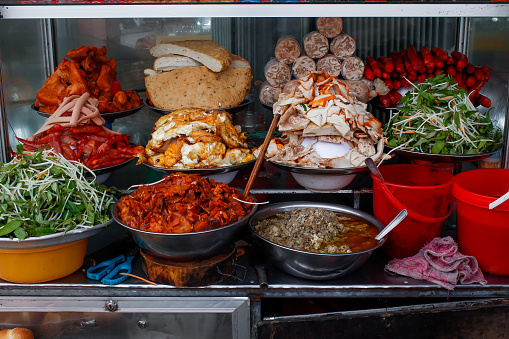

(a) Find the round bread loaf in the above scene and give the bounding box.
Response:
[0,328,34,339]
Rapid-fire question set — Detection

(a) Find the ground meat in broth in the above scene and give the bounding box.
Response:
[254,208,376,254]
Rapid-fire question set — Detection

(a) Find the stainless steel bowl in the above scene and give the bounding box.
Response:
[249,201,386,280]
[113,199,258,261]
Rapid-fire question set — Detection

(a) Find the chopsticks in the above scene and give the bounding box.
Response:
[243,113,281,199]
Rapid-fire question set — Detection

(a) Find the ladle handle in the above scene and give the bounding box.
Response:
[375,209,408,241]
[489,190,509,210]
[365,158,384,182]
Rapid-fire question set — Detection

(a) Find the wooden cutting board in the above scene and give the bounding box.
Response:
[141,247,236,287]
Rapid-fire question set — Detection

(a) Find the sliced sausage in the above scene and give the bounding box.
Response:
[330,33,356,60]
[316,54,342,77]
[303,31,329,59]
[292,56,317,79]
[259,81,282,107]
[316,17,343,38]
[264,58,292,87]
[340,80,370,103]
[283,79,301,95]
[275,36,301,64]
[341,56,365,81]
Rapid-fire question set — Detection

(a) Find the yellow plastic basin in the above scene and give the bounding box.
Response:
[0,238,89,283]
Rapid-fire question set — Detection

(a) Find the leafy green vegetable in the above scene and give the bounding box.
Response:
[0,147,116,239]
[383,74,502,155]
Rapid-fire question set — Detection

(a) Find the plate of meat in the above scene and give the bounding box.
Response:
[32,101,144,121]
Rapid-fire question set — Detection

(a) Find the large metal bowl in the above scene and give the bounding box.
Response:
[249,201,386,280]
[113,198,258,261]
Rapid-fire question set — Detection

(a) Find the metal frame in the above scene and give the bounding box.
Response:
[1,4,509,19]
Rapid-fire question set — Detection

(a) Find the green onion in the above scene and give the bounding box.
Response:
[384,74,502,155]
[0,146,116,239]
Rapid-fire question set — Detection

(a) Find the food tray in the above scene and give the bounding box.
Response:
[90,157,137,176]
[144,93,255,116]
[385,145,502,163]
[32,103,144,120]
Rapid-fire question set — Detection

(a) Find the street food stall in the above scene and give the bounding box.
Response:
[0,2,509,338]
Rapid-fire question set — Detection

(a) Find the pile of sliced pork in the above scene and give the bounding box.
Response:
[255,71,389,168]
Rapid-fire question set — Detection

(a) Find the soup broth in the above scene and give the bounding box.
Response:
[254,208,380,254]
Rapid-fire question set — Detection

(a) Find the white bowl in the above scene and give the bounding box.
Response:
[269,161,368,193]
[291,172,357,193]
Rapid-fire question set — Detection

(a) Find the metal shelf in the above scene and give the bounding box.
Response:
[1,3,509,19]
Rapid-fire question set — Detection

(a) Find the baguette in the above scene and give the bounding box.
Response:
[150,40,232,73]
[0,328,34,339]
[145,66,252,111]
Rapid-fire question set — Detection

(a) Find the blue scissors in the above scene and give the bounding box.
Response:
[86,247,138,285]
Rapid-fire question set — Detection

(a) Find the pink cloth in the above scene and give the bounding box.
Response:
[385,236,487,290]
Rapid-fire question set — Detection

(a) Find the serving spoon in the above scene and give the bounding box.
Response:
[375,209,408,241]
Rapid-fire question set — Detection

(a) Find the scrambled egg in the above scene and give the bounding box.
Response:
[139,108,254,169]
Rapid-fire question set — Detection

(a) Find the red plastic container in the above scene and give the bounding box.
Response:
[371,164,454,258]
[452,169,509,276]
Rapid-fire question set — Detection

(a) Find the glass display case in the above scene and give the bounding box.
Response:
[0,2,509,338]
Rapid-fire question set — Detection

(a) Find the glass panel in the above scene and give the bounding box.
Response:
[0,19,48,150]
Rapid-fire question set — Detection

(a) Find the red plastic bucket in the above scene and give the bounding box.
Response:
[452,169,509,276]
[371,164,454,258]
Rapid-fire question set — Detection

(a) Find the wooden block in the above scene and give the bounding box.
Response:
[141,247,236,287]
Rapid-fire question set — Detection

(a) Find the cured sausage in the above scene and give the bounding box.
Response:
[292,56,317,79]
[316,17,343,38]
[259,81,282,107]
[274,36,301,64]
[303,31,329,59]
[330,33,356,60]
[316,54,342,77]
[264,58,292,87]
[341,56,365,81]
[340,80,370,103]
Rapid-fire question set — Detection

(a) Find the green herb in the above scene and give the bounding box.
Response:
[383,74,502,155]
[0,147,116,239]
